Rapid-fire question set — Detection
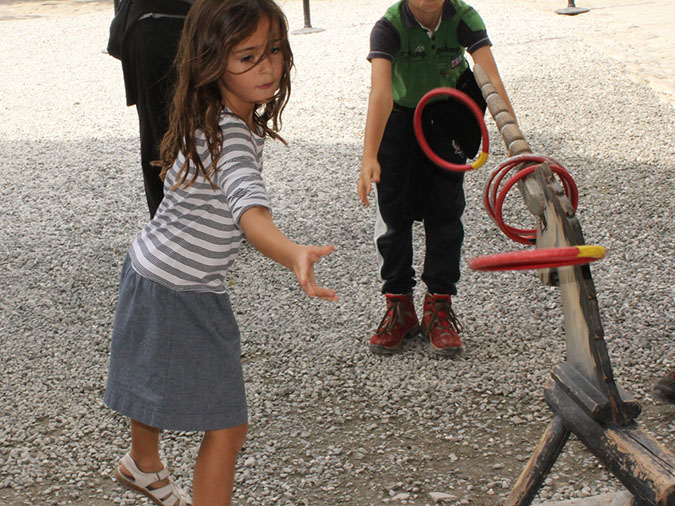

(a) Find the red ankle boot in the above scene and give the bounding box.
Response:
[422,293,463,357]
[369,293,419,355]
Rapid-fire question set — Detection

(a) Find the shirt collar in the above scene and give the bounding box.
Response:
[401,0,454,31]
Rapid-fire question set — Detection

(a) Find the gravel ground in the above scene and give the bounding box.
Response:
[0,0,673,505]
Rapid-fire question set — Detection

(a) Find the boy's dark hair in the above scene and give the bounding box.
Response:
[157,0,293,189]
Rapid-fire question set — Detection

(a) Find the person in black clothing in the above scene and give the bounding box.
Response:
[119,0,193,217]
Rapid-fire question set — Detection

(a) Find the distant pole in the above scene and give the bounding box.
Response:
[555,0,589,15]
[292,0,325,35]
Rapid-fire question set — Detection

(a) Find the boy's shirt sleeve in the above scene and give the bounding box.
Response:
[457,7,491,54]
[214,122,271,228]
[367,17,400,61]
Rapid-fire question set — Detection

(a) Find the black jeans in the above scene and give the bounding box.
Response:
[121,16,186,218]
[374,104,467,295]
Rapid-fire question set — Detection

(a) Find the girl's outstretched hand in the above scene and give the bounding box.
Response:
[240,207,338,301]
[291,244,338,302]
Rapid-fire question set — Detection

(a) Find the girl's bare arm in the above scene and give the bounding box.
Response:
[239,206,338,301]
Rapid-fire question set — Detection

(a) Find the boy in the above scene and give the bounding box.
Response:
[359,0,517,356]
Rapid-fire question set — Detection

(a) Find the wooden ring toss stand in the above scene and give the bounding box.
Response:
[468,65,675,506]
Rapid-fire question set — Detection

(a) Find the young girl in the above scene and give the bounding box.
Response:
[104,1,337,504]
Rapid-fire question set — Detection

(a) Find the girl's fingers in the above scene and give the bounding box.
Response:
[297,274,312,296]
[295,245,337,301]
[314,286,338,301]
[308,280,337,301]
[313,244,335,259]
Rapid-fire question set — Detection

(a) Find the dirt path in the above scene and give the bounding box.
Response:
[511,0,675,105]
[3,0,673,106]
[0,0,112,20]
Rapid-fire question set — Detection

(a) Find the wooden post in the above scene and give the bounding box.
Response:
[555,0,590,15]
[506,416,570,506]
[546,374,675,505]
[291,0,325,35]
[471,64,675,505]
[302,0,312,28]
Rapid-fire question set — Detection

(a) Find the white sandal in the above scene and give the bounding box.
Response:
[114,453,192,506]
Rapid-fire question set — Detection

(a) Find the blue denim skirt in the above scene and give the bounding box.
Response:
[104,255,247,431]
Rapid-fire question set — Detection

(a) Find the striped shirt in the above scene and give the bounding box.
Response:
[129,110,271,293]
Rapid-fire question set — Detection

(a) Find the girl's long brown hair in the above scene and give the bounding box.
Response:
[156,0,293,189]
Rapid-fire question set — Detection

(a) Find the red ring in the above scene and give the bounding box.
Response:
[484,155,579,244]
[413,87,489,172]
[469,247,602,271]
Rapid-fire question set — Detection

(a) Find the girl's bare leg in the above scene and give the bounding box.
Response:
[118,419,168,486]
[192,423,248,506]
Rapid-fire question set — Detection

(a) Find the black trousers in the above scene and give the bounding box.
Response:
[121,16,186,218]
[375,104,467,295]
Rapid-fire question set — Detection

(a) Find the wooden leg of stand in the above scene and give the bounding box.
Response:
[506,415,571,506]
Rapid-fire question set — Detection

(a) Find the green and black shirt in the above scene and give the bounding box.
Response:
[367,0,491,109]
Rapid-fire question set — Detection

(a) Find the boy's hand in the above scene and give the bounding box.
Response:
[358,158,381,207]
[291,244,338,302]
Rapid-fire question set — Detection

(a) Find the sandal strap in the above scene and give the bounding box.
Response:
[162,489,191,506]
[158,481,191,506]
[151,480,178,503]
[120,454,169,488]
[118,453,192,505]
[153,477,192,506]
